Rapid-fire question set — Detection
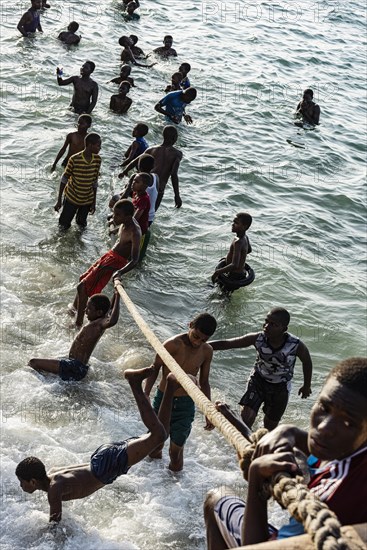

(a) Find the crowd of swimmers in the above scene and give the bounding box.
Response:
[14,2,366,549]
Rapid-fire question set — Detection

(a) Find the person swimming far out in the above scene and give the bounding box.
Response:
[295,88,320,126]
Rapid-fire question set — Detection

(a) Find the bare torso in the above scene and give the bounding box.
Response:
[66,131,86,160]
[69,320,105,364]
[225,235,249,273]
[145,145,182,192]
[112,218,141,258]
[71,77,97,111]
[110,95,132,114]
[158,333,210,397]
[48,464,104,501]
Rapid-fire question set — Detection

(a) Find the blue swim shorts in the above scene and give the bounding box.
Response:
[214,496,277,547]
[59,357,89,381]
[90,441,130,485]
[152,388,195,447]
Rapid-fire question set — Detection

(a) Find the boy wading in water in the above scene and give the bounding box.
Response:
[56,61,98,114]
[72,200,141,327]
[54,133,101,230]
[211,213,252,285]
[210,307,313,430]
[144,313,217,471]
[51,114,92,172]
[29,291,120,381]
[16,368,181,522]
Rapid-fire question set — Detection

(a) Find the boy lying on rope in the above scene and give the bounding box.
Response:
[204,357,367,548]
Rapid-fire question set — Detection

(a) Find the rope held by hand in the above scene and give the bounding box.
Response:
[115,282,361,549]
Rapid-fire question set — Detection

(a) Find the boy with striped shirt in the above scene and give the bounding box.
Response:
[55,133,101,230]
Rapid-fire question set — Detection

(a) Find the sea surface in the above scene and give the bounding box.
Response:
[1,0,366,548]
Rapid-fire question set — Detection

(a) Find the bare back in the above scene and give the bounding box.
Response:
[69,319,106,364]
[146,145,182,191]
[48,464,104,502]
[157,333,212,397]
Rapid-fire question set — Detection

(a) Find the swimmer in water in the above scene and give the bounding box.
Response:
[17,0,43,37]
[56,61,98,114]
[110,81,132,114]
[58,21,81,45]
[153,35,177,58]
[295,88,320,126]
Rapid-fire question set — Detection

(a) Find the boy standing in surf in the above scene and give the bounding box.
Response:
[211,213,252,285]
[29,290,120,381]
[54,132,101,230]
[16,367,181,522]
[209,307,313,430]
[144,313,217,471]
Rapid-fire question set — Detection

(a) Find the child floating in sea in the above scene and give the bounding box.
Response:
[109,65,135,87]
[58,21,81,45]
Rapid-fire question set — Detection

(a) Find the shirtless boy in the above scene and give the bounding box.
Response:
[109,65,135,87]
[57,61,98,114]
[212,213,252,284]
[16,367,181,522]
[119,125,182,209]
[129,34,146,58]
[295,88,320,126]
[119,36,156,68]
[17,0,43,37]
[210,307,313,430]
[204,357,367,548]
[51,114,92,172]
[58,22,81,45]
[165,71,183,93]
[110,81,132,114]
[144,313,217,471]
[153,35,177,58]
[29,290,120,381]
[72,199,141,326]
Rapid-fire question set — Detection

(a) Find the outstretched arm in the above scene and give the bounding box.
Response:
[56,72,75,87]
[297,341,312,398]
[118,154,142,178]
[209,332,258,351]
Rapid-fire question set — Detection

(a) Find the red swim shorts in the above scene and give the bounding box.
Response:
[80,249,128,296]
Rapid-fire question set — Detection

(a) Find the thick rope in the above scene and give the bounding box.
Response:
[115,282,358,550]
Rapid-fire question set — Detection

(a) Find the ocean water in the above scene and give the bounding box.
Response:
[1,0,366,548]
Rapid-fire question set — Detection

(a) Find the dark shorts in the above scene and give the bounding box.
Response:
[59,357,89,381]
[239,370,289,422]
[153,388,195,447]
[90,441,130,484]
[214,496,277,547]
